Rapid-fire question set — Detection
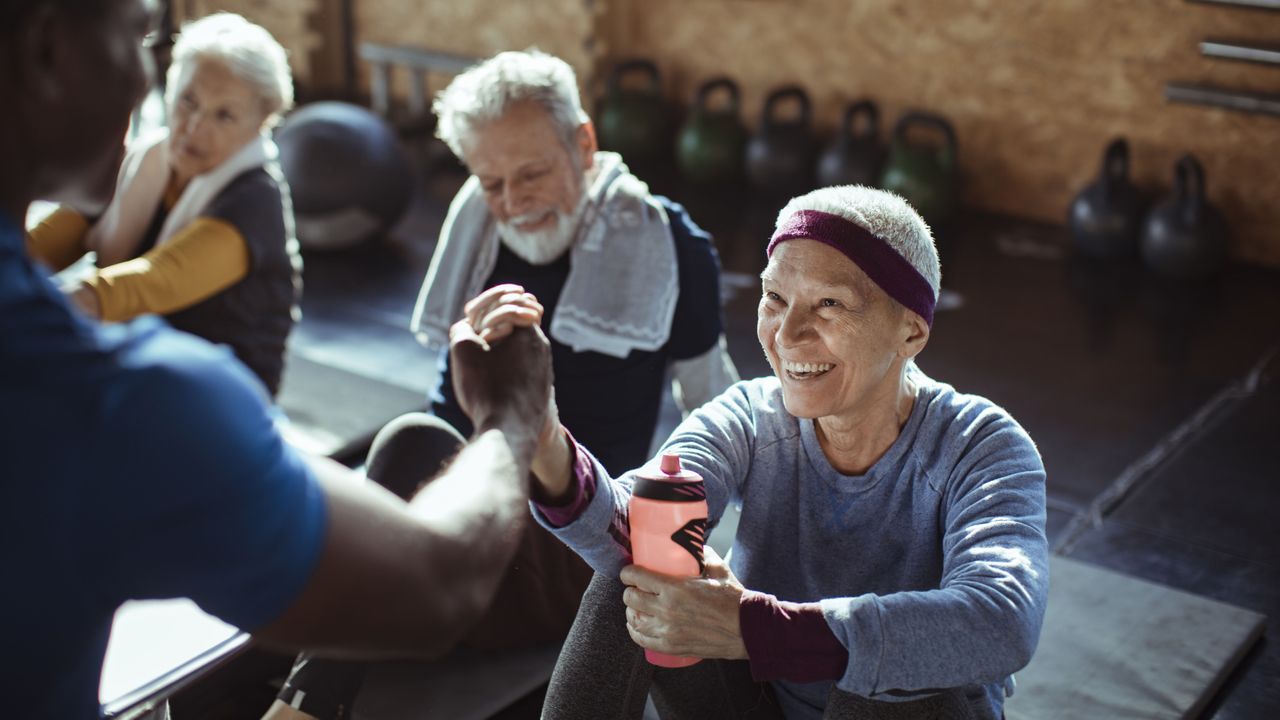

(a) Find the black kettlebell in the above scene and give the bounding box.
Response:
[1068,138,1145,259]
[596,59,668,166]
[745,85,818,196]
[676,77,748,184]
[879,111,960,226]
[1141,154,1229,279]
[818,99,885,188]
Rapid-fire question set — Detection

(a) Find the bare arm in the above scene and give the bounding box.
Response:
[254,428,531,659]
[255,317,551,659]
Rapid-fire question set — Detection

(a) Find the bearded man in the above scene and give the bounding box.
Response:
[267,50,738,720]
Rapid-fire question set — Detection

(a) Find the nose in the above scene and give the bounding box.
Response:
[501,179,533,220]
[180,110,212,143]
[775,304,814,349]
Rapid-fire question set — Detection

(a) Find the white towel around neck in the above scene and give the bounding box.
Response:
[411,152,679,359]
[87,129,275,267]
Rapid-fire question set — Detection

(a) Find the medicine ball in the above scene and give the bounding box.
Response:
[275,101,414,250]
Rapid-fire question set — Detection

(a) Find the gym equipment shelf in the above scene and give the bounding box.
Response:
[1201,39,1280,65]
[1187,0,1280,10]
[1165,83,1280,117]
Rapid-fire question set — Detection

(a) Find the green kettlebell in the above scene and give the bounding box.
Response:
[879,111,960,226]
[818,99,885,188]
[745,85,818,196]
[676,77,747,184]
[596,59,668,165]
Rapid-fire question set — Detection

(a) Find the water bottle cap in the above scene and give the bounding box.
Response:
[660,453,682,475]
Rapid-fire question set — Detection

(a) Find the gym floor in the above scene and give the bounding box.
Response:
[191,151,1278,718]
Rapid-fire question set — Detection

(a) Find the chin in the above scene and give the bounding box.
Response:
[780,395,828,420]
[50,151,121,215]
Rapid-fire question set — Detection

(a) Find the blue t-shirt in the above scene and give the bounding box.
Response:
[0,213,327,718]
[433,197,724,474]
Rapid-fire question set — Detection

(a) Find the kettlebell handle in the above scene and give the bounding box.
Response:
[840,99,879,140]
[1175,154,1206,224]
[1101,138,1130,187]
[607,59,662,95]
[694,76,741,115]
[761,85,812,129]
[892,111,958,161]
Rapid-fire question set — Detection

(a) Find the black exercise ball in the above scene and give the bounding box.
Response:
[275,101,414,250]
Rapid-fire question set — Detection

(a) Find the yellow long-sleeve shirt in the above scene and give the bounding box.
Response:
[25,189,250,322]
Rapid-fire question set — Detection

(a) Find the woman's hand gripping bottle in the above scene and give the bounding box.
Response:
[628,452,708,667]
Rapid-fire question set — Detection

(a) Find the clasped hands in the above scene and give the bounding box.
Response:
[451,286,750,660]
[448,284,551,442]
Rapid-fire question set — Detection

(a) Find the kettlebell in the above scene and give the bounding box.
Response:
[676,77,748,184]
[818,99,885,188]
[745,85,818,196]
[596,59,668,166]
[1068,138,1145,259]
[879,111,960,226]
[1140,154,1229,278]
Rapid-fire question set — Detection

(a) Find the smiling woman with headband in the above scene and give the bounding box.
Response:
[26,12,300,396]
[469,184,1050,720]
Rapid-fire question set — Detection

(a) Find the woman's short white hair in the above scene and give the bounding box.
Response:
[434,49,589,159]
[776,185,942,299]
[166,13,294,127]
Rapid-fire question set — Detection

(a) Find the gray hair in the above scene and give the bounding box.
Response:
[776,185,942,299]
[166,13,294,126]
[434,49,589,159]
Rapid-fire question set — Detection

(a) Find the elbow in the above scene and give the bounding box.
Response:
[989,608,1042,677]
[397,539,514,659]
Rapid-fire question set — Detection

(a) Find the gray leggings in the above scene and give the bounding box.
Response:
[543,573,978,720]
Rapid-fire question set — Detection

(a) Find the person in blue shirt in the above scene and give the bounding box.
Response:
[0,1,554,717]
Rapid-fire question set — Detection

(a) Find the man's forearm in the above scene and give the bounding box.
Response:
[408,422,533,538]
[397,422,536,640]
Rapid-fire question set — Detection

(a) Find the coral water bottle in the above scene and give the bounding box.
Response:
[628,452,709,668]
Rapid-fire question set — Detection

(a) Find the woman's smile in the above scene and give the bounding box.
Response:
[781,359,835,380]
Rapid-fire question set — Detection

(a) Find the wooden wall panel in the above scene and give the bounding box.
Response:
[173,0,322,85]
[602,0,1280,266]
[351,0,600,104]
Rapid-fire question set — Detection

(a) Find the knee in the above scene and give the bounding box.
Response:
[365,412,465,497]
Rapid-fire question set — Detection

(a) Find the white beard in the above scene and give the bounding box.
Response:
[496,193,587,265]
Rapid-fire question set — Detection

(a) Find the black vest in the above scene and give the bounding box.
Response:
[134,166,301,395]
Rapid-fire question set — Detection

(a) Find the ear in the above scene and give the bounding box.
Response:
[897,307,930,360]
[575,120,597,171]
[14,4,67,102]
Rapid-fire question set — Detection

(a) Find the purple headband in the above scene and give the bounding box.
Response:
[766,210,936,326]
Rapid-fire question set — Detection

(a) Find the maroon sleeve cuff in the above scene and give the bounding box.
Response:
[530,428,597,528]
[739,590,848,683]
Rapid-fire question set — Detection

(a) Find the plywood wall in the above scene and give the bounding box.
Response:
[173,0,1278,266]
[601,0,1280,266]
[172,0,322,83]
[351,0,600,102]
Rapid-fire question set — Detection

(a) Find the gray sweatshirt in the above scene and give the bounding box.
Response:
[537,367,1049,719]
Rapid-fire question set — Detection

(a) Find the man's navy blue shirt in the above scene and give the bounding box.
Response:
[0,213,327,717]
[432,198,725,474]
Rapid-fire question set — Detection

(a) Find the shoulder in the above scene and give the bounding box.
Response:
[912,366,1042,474]
[204,167,286,231]
[652,195,722,306]
[105,322,283,463]
[697,377,791,431]
[653,196,712,242]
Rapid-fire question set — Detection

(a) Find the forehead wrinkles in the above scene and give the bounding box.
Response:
[762,244,880,303]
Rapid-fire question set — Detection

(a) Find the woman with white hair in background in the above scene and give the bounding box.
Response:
[468,185,1050,719]
[25,13,300,396]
